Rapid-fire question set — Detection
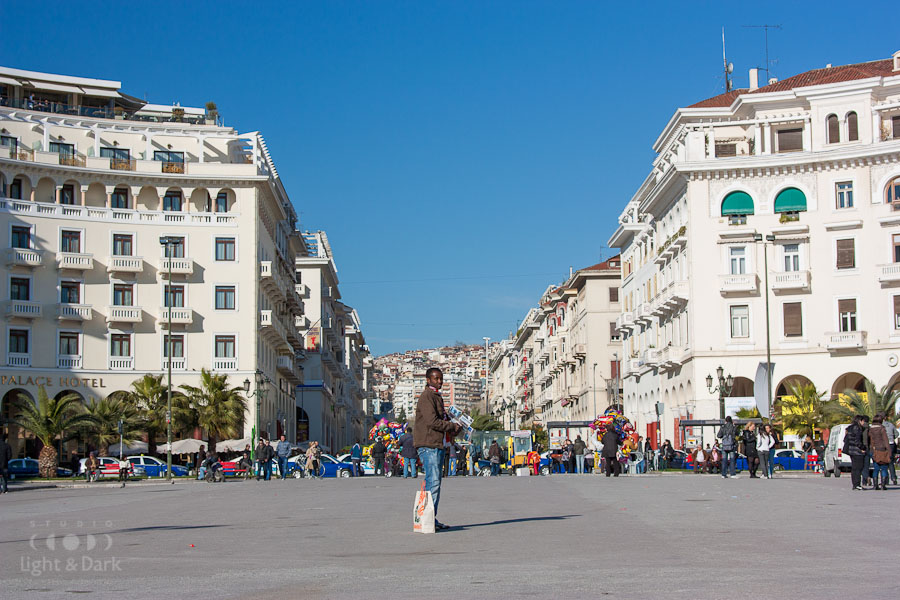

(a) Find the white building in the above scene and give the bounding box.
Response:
[609,52,900,448]
[0,66,306,456]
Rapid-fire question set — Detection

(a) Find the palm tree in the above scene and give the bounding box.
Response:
[10,386,96,478]
[735,407,761,420]
[470,408,503,431]
[777,382,828,440]
[180,369,247,452]
[827,378,899,423]
[82,394,142,456]
[128,374,167,455]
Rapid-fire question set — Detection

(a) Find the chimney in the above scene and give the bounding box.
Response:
[768,77,778,85]
[894,50,900,72]
[749,68,759,91]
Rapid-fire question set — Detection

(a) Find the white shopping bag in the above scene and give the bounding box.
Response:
[413,481,435,534]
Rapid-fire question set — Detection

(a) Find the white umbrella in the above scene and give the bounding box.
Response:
[170,438,207,454]
[216,438,250,453]
[108,440,148,455]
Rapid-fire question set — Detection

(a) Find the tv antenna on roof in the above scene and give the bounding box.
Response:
[721,28,734,92]
[743,24,782,83]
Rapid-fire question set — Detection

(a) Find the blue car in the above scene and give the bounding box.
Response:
[126,455,189,477]
[317,454,355,478]
[8,458,73,478]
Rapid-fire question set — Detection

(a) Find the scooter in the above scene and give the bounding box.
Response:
[203,462,225,483]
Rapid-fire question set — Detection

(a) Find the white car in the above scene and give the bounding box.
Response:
[78,457,145,478]
[823,424,852,477]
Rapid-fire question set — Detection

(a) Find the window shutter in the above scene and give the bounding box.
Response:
[838,298,856,313]
[826,115,839,144]
[609,322,617,338]
[777,128,803,152]
[610,360,619,379]
[836,239,855,269]
[847,112,858,141]
[609,287,619,302]
[894,296,900,328]
[893,116,900,139]
[783,302,802,337]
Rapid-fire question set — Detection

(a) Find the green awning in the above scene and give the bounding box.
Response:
[774,187,807,213]
[721,191,754,216]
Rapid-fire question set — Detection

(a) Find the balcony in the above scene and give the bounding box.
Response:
[719,273,758,295]
[56,303,92,321]
[573,343,586,358]
[4,247,43,268]
[634,302,652,324]
[615,311,635,332]
[159,307,193,325]
[212,358,237,371]
[7,352,31,367]
[277,355,301,381]
[107,256,144,273]
[625,358,642,377]
[259,310,291,351]
[4,300,41,319]
[295,284,309,298]
[664,280,689,308]
[825,331,867,352]
[109,158,136,171]
[878,264,900,284]
[771,270,811,292]
[0,199,240,226]
[295,315,309,330]
[57,356,82,369]
[162,357,186,371]
[108,356,134,370]
[56,252,93,270]
[106,306,142,323]
[158,257,193,276]
[566,386,581,399]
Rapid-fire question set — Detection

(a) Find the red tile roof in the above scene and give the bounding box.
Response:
[581,254,621,272]
[688,58,896,108]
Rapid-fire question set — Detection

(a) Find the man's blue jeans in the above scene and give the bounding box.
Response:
[768,449,775,477]
[351,459,361,477]
[278,456,289,479]
[575,454,585,474]
[404,456,417,478]
[490,462,500,476]
[722,450,736,477]
[418,447,444,518]
[197,466,206,481]
[448,457,457,476]
[262,460,272,480]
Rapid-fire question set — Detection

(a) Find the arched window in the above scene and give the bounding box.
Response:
[774,187,807,213]
[886,176,900,205]
[721,191,754,216]
[826,114,840,144]
[846,111,858,142]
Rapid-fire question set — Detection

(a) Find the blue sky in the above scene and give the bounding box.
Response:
[2,2,892,355]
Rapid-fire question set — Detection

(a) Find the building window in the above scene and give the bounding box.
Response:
[215,285,235,309]
[61,230,81,253]
[9,329,29,353]
[776,128,803,153]
[729,246,746,275]
[894,296,900,329]
[110,187,129,209]
[826,114,839,144]
[59,184,76,205]
[215,237,235,261]
[9,178,22,199]
[715,143,737,158]
[112,234,133,256]
[164,284,184,307]
[783,244,800,272]
[846,112,858,142]
[730,305,749,338]
[610,321,620,341]
[783,302,802,337]
[887,176,900,206]
[11,225,31,248]
[163,334,184,358]
[60,281,80,303]
[721,191,754,223]
[893,116,900,140]
[838,299,857,332]
[100,147,130,169]
[215,335,235,358]
[0,135,17,154]
[836,239,855,270]
[113,284,134,306]
[609,287,619,302]
[49,141,74,157]
[59,332,79,356]
[836,182,853,209]
[215,192,228,213]
[163,237,185,258]
[163,191,182,212]
[10,277,30,300]
[110,334,131,357]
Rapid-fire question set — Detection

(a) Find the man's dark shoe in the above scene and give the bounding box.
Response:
[435,522,450,530]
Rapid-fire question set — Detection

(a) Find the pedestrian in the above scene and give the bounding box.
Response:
[469,443,479,476]
[573,435,586,474]
[885,417,898,485]
[255,439,266,481]
[399,426,416,478]
[601,428,620,477]
[305,441,321,479]
[710,443,721,475]
[717,417,738,478]
[448,442,459,477]
[0,434,11,494]
[756,426,774,479]
[660,440,674,471]
[275,435,292,480]
[413,367,461,531]
[239,444,253,475]
[843,415,867,490]
[643,438,654,470]
[764,424,779,478]
[691,444,708,474]
[260,439,275,480]
[860,416,873,487]
[566,439,576,474]
[868,413,892,491]
[488,440,502,476]
[742,422,759,478]
[801,435,813,462]
[561,441,571,474]
[371,437,386,476]
[457,443,468,477]
[350,441,363,477]
[197,445,207,474]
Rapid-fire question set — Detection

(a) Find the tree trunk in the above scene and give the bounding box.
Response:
[207,433,218,456]
[38,445,58,478]
[147,429,158,456]
[99,444,109,457]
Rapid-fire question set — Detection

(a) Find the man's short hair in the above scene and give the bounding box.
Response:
[406,426,412,433]
[725,416,732,423]
[425,367,442,380]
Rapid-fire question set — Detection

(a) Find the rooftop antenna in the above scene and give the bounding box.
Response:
[743,24,782,83]
[722,27,734,92]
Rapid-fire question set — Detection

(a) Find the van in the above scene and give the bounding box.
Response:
[823,424,851,477]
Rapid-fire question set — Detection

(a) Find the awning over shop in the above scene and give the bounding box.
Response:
[721,191,754,215]
[774,187,807,212]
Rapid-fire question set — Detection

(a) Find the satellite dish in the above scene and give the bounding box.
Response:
[888,354,898,367]
[727,62,734,74]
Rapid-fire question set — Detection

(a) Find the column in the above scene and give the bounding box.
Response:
[802,117,811,151]
[198,136,205,163]
[55,185,62,204]
[42,125,49,152]
[80,185,88,207]
[873,111,882,142]
[761,123,771,154]
[145,132,153,161]
[753,122,762,155]
[706,126,716,159]
[93,125,100,157]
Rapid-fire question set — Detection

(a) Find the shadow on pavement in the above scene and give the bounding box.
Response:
[451,514,580,530]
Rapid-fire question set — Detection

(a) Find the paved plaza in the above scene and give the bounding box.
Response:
[0,474,896,599]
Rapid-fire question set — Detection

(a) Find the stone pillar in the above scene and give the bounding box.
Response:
[80,185,88,207]
[706,127,716,159]
[873,111,882,142]
[753,123,762,155]
[55,185,62,204]
[762,123,771,154]
[802,117,811,151]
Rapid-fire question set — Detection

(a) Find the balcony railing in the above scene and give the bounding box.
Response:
[158,256,193,276]
[0,199,239,227]
[719,273,759,295]
[635,302,652,323]
[57,355,82,369]
[108,356,134,370]
[107,256,144,273]
[159,307,192,325]
[4,247,43,268]
[771,270,811,291]
[4,300,41,318]
[0,96,211,124]
[160,161,186,174]
[878,263,900,283]
[616,311,635,331]
[825,331,867,351]
[664,280,689,307]
[8,352,31,367]
[212,358,237,371]
[162,357,186,371]
[56,303,92,321]
[109,158,136,171]
[56,252,94,270]
[59,154,86,167]
[107,306,142,323]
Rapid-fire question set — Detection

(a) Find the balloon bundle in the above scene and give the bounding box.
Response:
[589,407,635,443]
[366,418,407,451]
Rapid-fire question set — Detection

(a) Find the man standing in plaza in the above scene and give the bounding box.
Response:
[414,368,461,531]
[573,435,586,474]
[276,434,292,480]
[350,441,363,477]
[260,439,275,481]
[399,427,416,478]
[717,416,738,478]
[0,434,11,494]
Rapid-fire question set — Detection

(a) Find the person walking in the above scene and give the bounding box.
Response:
[756,426,774,479]
[0,434,11,494]
[254,439,266,481]
[860,416,873,487]
[742,422,759,478]
[868,414,892,491]
[399,427,416,478]
[717,417,738,478]
[844,415,867,490]
[488,440,502,476]
[885,417,898,485]
[764,424,779,478]
[371,438,386,476]
[448,442,459,477]
[305,441,321,479]
[601,428,620,476]
[260,439,275,480]
[573,435,587,474]
[457,443,468,477]
[275,435,292,480]
[413,367,461,531]
[643,438,655,471]
[350,442,363,477]
[659,440,674,471]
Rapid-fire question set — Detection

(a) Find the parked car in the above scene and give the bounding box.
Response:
[337,453,375,475]
[823,424,852,477]
[7,458,72,478]
[126,455,189,477]
[78,457,145,479]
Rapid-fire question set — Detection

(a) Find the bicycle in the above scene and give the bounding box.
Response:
[304,463,325,479]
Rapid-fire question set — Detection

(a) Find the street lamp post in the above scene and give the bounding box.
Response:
[482,336,490,413]
[592,363,598,418]
[613,351,620,411]
[159,236,176,481]
[243,371,269,459]
[753,233,776,420]
[706,365,734,420]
